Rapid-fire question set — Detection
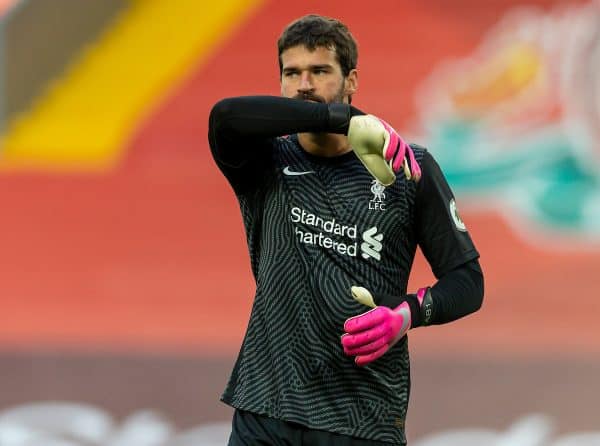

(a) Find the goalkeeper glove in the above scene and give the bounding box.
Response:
[347,115,421,186]
[341,286,430,366]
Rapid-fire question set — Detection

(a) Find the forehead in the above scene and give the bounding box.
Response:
[280,45,340,69]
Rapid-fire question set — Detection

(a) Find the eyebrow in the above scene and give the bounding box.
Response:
[282,64,334,73]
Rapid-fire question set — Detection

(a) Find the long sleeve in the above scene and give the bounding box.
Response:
[371,148,484,326]
[373,258,484,327]
[208,95,361,168]
[426,258,484,325]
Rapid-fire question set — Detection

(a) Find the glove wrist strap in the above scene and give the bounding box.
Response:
[402,287,433,328]
[417,287,434,326]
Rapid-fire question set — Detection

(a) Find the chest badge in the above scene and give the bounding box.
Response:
[369,180,387,211]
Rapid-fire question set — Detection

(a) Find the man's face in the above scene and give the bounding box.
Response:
[280,45,357,104]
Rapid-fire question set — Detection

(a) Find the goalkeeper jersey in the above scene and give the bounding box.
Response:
[212,127,479,444]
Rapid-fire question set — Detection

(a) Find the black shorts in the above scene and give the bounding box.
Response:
[228,409,396,446]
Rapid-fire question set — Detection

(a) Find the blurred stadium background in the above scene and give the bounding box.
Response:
[0,0,599,444]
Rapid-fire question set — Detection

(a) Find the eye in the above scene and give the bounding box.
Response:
[283,70,299,78]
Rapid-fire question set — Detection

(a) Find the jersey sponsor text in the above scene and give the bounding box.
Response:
[290,206,383,260]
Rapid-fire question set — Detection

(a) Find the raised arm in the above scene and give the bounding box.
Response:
[208,95,421,191]
[208,96,356,167]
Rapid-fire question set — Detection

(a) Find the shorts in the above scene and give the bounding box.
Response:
[227,409,397,446]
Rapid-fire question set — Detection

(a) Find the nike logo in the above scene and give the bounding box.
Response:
[283,166,314,176]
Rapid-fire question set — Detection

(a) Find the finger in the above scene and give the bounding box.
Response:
[407,147,421,181]
[382,125,393,160]
[391,143,402,172]
[343,335,388,356]
[343,307,386,333]
[380,120,396,161]
[391,140,406,172]
[341,323,390,348]
[350,286,376,308]
[402,159,411,180]
[355,344,389,366]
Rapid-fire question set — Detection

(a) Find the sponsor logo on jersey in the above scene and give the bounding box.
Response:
[290,206,384,261]
[361,227,383,260]
[369,180,387,211]
[283,166,314,176]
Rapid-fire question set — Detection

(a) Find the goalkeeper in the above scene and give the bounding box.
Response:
[208,14,483,446]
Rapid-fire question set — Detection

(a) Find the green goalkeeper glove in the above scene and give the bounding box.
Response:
[348,115,421,186]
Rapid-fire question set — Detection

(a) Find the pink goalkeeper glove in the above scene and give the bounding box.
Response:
[379,118,421,182]
[341,286,427,366]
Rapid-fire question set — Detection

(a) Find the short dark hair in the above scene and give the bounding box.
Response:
[277,14,358,77]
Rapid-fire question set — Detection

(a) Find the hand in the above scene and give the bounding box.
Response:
[347,115,422,186]
[341,286,412,366]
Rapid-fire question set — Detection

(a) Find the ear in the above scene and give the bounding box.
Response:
[345,68,358,97]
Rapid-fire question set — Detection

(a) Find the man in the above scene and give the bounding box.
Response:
[208,14,483,446]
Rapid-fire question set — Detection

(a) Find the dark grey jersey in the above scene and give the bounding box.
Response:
[217,134,479,444]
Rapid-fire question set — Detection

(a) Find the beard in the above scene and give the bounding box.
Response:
[294,83,346,104]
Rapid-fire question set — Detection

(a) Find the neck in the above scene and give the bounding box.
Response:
[297,132,352,157]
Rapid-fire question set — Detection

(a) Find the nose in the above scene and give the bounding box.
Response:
[298,72,313,92]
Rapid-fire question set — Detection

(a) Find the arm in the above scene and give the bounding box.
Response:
[341,259,483,366]
[208,96,420,191]
[353,258,483,326]
[425,258,483,325]
[208,96,360,193]
[208,96,359,167]
[342,149,483,366]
